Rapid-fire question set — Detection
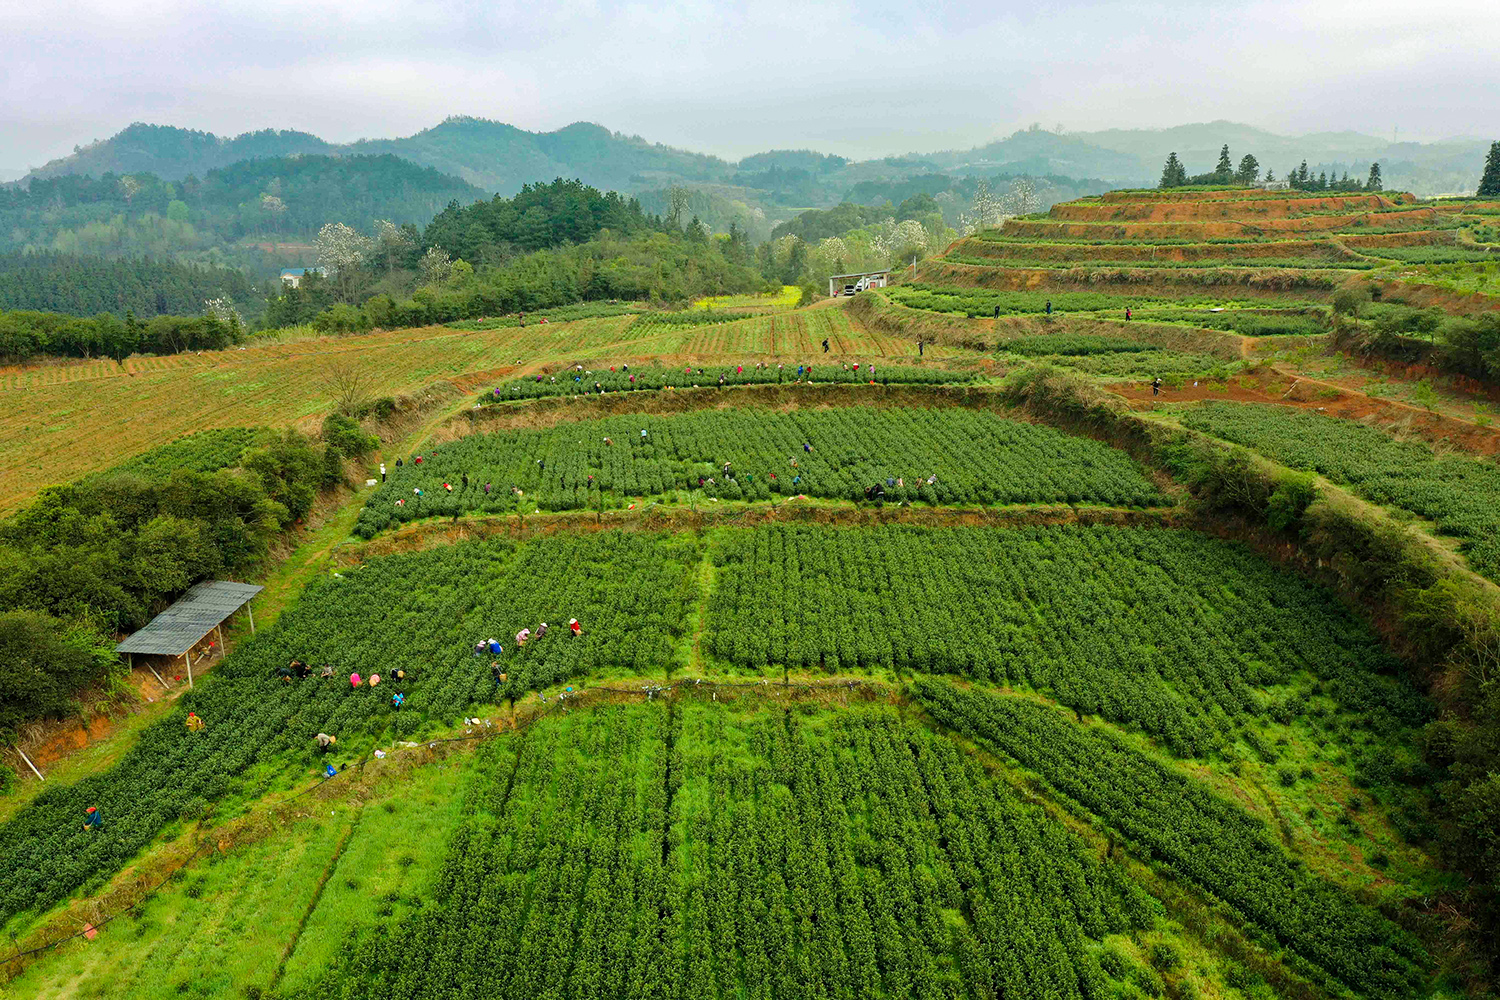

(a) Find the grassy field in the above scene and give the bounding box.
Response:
[691,284,801,311]
[4,757,471,999]
[0,307,938,514]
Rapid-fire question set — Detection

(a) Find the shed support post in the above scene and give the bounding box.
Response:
[145,659,169,688]
[247,604,255,634]
[185,648,193,688]
[216,624,224,653]
[15,745,44,782]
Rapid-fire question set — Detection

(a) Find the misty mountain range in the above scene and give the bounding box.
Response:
[21,117,1493,200]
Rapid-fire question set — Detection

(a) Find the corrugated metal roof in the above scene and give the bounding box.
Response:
[115,581,263,656]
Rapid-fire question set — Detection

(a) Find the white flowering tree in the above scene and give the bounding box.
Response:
[876,219,929,266]
[1003,178,1040,217]
[203,297,242,329]
[958,179,1006,235]
[316,222,376,302]
[374,220,416,272]
[418,246,455,286]
[809,237,849,277]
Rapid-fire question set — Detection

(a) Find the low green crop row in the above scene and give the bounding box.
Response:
[478,361,976,403]
[359,406,1168,535]
[916,679,1429,999]
[300,701,1153,999]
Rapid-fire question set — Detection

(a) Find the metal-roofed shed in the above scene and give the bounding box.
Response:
[115,581,262,686]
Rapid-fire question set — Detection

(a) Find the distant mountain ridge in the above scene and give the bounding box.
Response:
[26,118,735,198]
[22,117,1494,209]
[30,124,335,183]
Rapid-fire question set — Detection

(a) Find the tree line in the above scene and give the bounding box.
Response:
[0,154,483,278]
[0,309,244,363]
[264,227,765,332]
[0,251,256,319]
[1159,144,1383,191]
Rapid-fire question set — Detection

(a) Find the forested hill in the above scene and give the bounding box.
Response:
[0,154,485,277]
[348,119,735,195]
[23,119,734,198]
[0,252,256,318]
[25,123,334,181]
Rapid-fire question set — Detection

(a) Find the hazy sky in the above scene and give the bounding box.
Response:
[4,0,1498,177]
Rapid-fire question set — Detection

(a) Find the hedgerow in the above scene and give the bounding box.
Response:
[1020,349,1242,383]
[1137,307,1326,337]
[299,701,1152,999]
[915,679,1430,999]
[627,309,768,329]
[1002,334,1160,356]
[357,407,1168,535]
[443,301,636,330]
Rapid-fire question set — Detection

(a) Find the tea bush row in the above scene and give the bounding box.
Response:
[705,525,1427,759]
[358,407,1168,535]
[916,679,1428,999]
[296,701,1152,1000]
[479,361,976,403]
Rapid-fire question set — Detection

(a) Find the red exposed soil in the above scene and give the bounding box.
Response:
[1113,372,1500,456]
[1050,195,1396,223]
[1098,190,1419,205]
[913,259,1343,300]
[955,237,1360,264]
[6,636,226,780]
[1003,209,1441,241]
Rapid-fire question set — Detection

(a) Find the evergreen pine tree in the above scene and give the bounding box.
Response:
[1297,161,1311,187]
[1159,153,1187,189]
[1367,162,1383,192]
[1317,172,1327,191]
[1215,145,1233,181]
[1265,169,1276,183]
[1477,142,1500,197]
[1235,154,1260,186]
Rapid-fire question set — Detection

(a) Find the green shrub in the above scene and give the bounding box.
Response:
[1147,941,1181,971]
[322,413,378,458]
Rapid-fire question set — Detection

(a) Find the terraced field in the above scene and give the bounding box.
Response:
[923,190,1469,291]
[9,183,1500,1000]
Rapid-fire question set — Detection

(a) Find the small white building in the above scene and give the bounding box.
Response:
[827,270,891,297]
[279,267,325,288]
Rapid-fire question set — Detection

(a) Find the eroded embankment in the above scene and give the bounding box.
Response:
[1047,194,1397,223]
[847,290,1250,358]
[909,258,1347,299]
